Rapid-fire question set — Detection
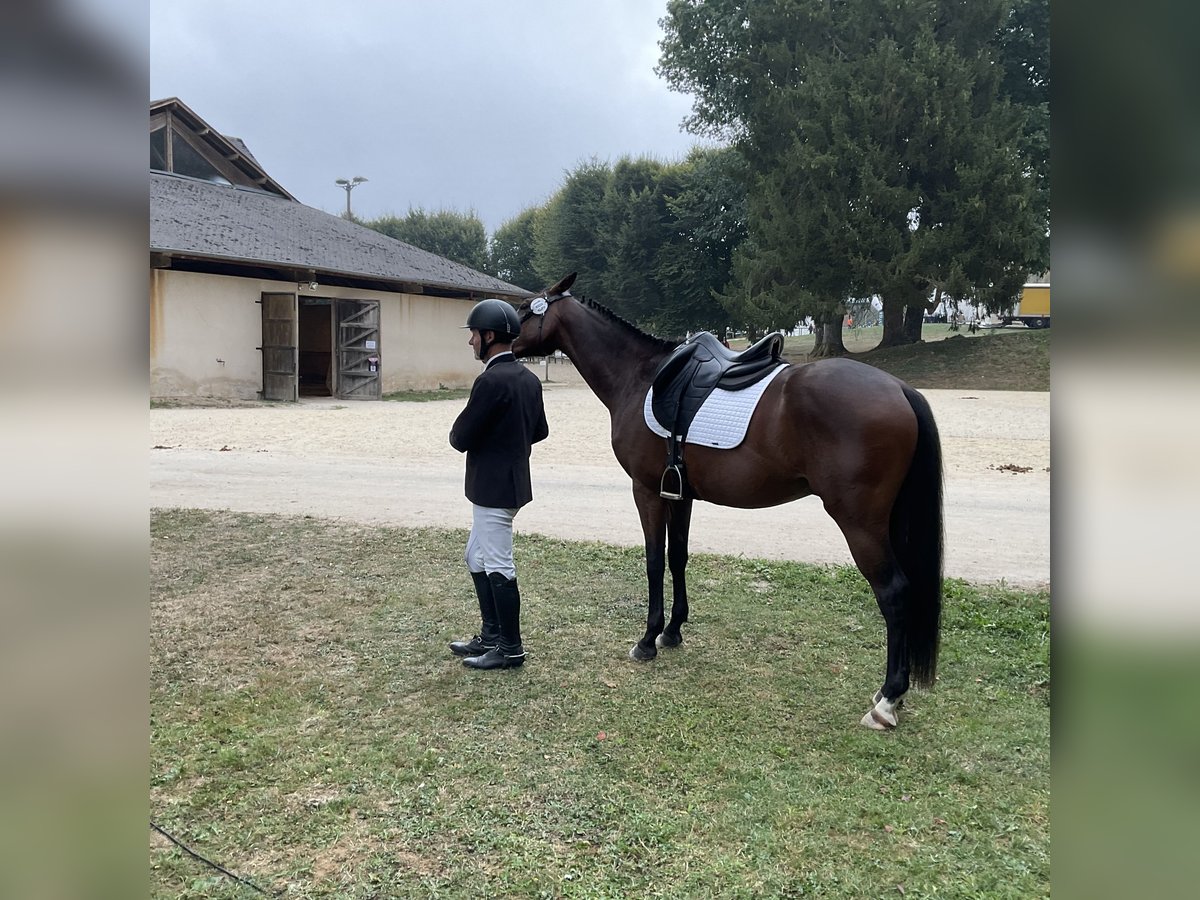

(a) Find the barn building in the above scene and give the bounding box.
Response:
[150,98,530,401]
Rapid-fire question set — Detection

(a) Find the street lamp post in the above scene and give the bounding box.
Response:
[335,176,368,217]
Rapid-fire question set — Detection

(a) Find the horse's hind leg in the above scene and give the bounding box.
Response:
[863,567,910,730]
[657,497,693,649]
[835,519,911,730]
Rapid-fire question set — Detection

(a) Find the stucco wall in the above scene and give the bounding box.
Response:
[380,286,482,392]
[150,269,484,400]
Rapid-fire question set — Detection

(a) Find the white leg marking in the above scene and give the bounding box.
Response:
[860,694,900,730]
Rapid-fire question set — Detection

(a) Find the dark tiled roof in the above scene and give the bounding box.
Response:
[150,172,531,297]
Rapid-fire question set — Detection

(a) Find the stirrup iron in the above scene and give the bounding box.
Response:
[660,464,684,500]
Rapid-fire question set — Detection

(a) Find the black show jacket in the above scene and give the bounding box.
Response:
[449,354,549,509]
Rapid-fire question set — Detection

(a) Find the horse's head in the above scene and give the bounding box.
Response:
[512,272,576,358]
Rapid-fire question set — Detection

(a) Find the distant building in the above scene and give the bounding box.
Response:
[150,98,530,401]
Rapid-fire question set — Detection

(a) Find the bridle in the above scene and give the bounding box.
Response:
[517,288,572,346]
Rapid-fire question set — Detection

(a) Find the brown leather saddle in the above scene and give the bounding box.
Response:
[650,331,785,499]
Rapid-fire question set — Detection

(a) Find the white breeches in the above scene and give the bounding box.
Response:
[465,504,519,580]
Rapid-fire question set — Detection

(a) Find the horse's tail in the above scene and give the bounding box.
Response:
[893,385,944,689]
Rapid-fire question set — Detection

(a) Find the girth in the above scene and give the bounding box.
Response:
[650,331,785,499]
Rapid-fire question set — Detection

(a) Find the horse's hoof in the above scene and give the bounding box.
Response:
[629,643,657,662]
[860,696,900,730]
[860,709,897,730]
[655,632,682,649]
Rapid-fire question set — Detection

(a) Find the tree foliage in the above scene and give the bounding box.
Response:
[489,207,542,290]
[514,151,745,338]
[655,147,745,336]
[999,0,1049,212]
[599,157,675,324]
[659,0,1050,347]
[363,208,489,272]
[533,160,611,298]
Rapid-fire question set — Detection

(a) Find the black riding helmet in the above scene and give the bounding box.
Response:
[463,298,521,340]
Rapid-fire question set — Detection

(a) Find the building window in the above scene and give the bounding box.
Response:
[151,126,167,170]
[150,122,232,186]
[172,135,230,184]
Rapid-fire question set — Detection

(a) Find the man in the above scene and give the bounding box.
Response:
[448,298,548,670]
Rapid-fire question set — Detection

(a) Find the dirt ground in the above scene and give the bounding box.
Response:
[150,362,1050,587]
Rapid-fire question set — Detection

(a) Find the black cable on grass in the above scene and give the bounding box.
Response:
[150,820,276,896]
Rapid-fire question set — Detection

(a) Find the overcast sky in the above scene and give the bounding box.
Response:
[150,1,714,234]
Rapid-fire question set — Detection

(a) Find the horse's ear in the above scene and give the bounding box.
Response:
[548,272,576,295]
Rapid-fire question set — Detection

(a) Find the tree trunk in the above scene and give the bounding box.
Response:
[902,304,924,343]
[879,296,908,347]
[810,312,846,358]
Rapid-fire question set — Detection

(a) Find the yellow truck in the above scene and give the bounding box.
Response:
[1002,281,1050,328]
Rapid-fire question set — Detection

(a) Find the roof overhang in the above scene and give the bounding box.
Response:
[150,249,532,302]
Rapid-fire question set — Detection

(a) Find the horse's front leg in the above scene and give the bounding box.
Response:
[630,481,668,661]
[656,497,693,650]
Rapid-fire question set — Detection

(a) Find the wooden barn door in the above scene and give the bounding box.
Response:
[259,292,297,401]
[334,299,381,400]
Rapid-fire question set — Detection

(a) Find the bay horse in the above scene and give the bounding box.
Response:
[513,274,943,730]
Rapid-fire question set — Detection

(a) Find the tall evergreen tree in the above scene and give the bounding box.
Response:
[601,157,675,324]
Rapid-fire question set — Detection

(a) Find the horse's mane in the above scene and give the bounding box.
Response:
[577,295,680,352]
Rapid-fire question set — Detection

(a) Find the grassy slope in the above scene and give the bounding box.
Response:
[733,325,1050,392]
[844,329,1051,392]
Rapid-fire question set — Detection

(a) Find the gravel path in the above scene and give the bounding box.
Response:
[151,371,1050,587]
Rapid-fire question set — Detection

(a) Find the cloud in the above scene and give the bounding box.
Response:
[150,1,708,232]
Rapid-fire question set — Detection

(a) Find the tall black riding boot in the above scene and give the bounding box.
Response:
[449,570,500,656]
[463,573,525,669]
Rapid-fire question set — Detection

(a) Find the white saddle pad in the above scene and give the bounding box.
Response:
[644,363,787,449]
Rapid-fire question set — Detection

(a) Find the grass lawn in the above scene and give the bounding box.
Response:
[151,510,1049,898]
